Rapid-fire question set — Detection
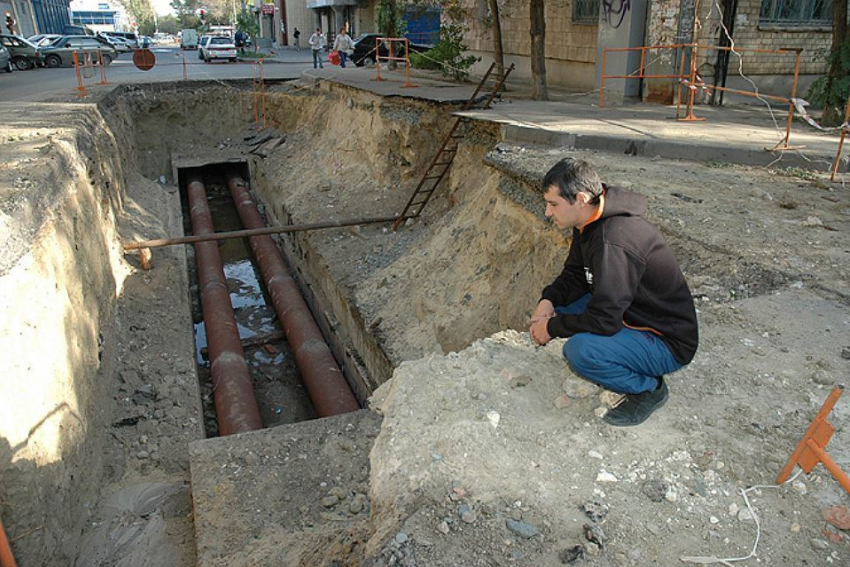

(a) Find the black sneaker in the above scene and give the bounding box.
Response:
[603,379,668,427]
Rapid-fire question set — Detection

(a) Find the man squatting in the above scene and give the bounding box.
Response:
[529,158,698,426]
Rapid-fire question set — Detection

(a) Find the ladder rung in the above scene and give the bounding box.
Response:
[423,175,443,181]
[441,148,457,153]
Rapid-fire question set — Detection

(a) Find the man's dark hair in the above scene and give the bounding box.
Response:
[541,158,603,204]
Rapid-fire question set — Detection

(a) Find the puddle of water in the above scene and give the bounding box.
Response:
[189,178,317,435]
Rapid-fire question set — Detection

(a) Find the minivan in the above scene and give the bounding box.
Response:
[180,29,199,50]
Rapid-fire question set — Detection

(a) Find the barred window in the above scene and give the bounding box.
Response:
[759,0,830,26]
[573,0,599,24]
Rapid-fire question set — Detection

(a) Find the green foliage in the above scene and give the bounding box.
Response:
[236,10,259,41]
[807,39,850,126]
[377,0,405,38]
[410,22,479,80]
[157,15,180,34]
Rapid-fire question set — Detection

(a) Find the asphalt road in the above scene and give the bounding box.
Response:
[0,46,314,102]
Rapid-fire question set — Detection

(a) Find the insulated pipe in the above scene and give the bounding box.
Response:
[226,172,360,416]
[187,175,263,435]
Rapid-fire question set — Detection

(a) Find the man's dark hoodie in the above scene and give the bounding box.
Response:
[542,186,698,365]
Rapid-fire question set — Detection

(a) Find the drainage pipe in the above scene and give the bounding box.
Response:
[226,172,360,416]
[187,174,263,435]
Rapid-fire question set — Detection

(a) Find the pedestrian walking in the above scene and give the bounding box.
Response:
[308,28,325,68]
[332,27,353,68]
[4,12,15,35]
[293,28,301,51]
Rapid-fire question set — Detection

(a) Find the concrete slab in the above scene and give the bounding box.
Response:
[302,68,841,172]
[188,409,381,567]
[301,67,480,103]
[458,100,838,170]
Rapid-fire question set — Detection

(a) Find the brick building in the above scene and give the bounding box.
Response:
[461,0,838,102]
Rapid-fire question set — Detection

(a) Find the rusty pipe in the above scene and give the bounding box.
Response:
[226,172,360,416]
[187,175,263,435]
[0,515,17,567]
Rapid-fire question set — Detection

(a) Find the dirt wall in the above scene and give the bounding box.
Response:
[0,106,131,566]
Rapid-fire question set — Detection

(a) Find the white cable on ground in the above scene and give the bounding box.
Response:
[680,468,804,565]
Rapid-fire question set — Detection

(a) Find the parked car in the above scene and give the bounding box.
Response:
[0,35,42,70]
[351,33,431,67]
[138,35,152,48]
[200,35,236,63]
[180,29,199,50]
[197,35,211,59]
[27,34,61,47]
[99,34,132,53]
[0,44,13,73]
[40,35,117,68]
[100,31,139,49]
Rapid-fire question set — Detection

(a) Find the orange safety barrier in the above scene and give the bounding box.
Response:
[830,96,850,181]
[72,50,107,97]
[374,37,416,88]
[600,43,803,151]
[776,386,850,494]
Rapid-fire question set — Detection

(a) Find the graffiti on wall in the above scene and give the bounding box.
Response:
[602,0,631,28]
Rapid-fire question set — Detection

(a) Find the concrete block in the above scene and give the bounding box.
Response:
[189,410,382,567]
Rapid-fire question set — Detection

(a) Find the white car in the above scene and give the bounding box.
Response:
[200,35,237,63]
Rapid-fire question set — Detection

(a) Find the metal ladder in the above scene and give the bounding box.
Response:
[392,62,515,230]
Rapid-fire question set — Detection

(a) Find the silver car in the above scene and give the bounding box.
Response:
[0,44,13,73]
[40,35,117,68]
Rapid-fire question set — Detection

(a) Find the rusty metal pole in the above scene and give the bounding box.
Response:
[226,172,360,416]
[0,515,17,567]
[187,174,263,435]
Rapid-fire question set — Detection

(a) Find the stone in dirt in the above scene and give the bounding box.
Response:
[583,523,607,548]
[824,505,850,530]
[641,480,669,503]
[506,519,539,538]
[581,500,609,523]
[562,377,599,399]
[559,545,585,563]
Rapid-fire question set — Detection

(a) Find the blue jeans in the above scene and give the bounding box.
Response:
[312,49,323,68]
[339,51,348,68]
[556,294,683,394]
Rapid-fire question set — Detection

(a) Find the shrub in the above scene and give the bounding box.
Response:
[410,23,479,81]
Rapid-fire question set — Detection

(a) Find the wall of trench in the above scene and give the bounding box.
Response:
[0,106,132,566]
[0,79,566,566]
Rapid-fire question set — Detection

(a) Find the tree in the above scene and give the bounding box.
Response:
[119,0,155,31]
[487,0,504,83]
[171,0,202,28]
[157,14,180,34]
[529,0,547,100]
[377,0,403,69]
[822,0,849,125]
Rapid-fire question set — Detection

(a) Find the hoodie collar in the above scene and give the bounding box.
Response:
[578,193,605,233]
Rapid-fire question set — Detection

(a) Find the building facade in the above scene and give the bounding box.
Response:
[462,0,838,101]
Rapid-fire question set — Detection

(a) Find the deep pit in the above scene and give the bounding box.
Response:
[1,78,849,567]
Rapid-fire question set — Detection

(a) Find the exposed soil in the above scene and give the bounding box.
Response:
[1,79,849,567]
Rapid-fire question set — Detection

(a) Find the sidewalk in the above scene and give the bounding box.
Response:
[300,63,842,172]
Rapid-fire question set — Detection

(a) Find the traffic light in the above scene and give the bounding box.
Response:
[198,7,207,23]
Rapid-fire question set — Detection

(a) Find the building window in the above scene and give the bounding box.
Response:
[759,0,830,26]
[572,0,599,24]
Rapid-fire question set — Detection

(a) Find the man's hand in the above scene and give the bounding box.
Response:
[529,317,552,345]
[530,299,555,324]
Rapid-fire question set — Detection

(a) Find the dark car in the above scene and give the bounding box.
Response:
[0,44,12,73]
[0,34,42,70]
[351,33,431,67]
[40,35,117,68]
